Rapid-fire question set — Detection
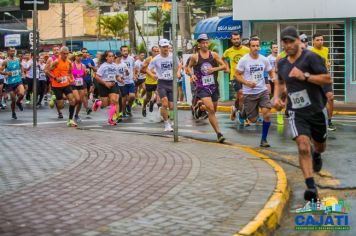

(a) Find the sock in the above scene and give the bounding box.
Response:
[305,177,316,189]
[328,118,331,125]
[108,104,116,120]
[69,105,75,120]
[261,121,271,141]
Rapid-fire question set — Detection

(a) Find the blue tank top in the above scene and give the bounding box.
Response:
[6,58,22,84]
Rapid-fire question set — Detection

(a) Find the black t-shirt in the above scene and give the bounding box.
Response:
[278,50,328,114]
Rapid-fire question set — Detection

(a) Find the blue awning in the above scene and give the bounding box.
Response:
[194,16,242,40]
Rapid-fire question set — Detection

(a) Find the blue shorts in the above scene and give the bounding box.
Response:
[122,83,135,96]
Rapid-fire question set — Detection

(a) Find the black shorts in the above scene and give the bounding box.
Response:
[157,80,173,102]
[231,80,242,92]
[287,108,328,143]
[98,82,120,97]
[71,85,84,91]
[0,79,4,85]
[84,79,92,89]
[196,87,219,102]
[135,79,145,87]
[323,84,333,94]
[5,82,23,93]
[146,84,157,92]
[22,78,27,85]
[52,86,73,100]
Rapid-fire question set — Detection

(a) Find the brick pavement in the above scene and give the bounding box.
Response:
[0,126,276,236]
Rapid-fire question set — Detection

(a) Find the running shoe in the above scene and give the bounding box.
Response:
[149,100,154,112]
[260,139,271,148]
[194,107,201,120]
[328,123,336,131]
[132,101,137,109]
[257,115,263,123]
[92,99,102,112]
[36,102,41,109]
[74,115,82,123]
[142,108,147,117]
[304,187,318,202]
[108,119,117,126]
[244,119,251,127]
[0,103,5,110]
[86,108,92,115]
[135,99,142,106]
[115,117,123,123]
[126,105,132,116]
[169,110,174,121]
[49,95,56,109]
[277,112,284,125]
[164,122,173,132]
[237,111,245,125]
[2,102,7,108]
[44,95,48,101]
[230,106,236,121]
[201,111,209,120]
[217,133,225,143]
[25,100,31,105]
[58,112,63,119]
[12,112,17,120]
[16,102,24,111]
[67,119,77,127]
[312,152,323,172]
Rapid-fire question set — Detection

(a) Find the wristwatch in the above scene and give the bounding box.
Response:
[304,72,310,82]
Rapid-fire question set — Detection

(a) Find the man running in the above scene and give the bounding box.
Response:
[311,34,335,131]
[0,47,25,119]
[81,47,96,115]
[21,52,32,104]
[134,52,146,106]
[187,34,227,143]
[121,46,136,116]
[274,26,331,202]
[235,37,274,147]
[222,32,250,123]
[141,46,160,117]
[47,46,77,127]
[147,39,180,132]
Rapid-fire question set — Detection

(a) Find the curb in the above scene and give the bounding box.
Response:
[231,144,289,236]
[178,105,356,115]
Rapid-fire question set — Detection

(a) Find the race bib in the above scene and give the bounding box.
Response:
[289,89,311,109]
[39,72,46,80]
[75,77,83,86]
[11,70,20,77]
[162,70,173,80]
[108,74,116,82]
[202,74,215,86]
[59,76,68,83]
[251,71,264,83]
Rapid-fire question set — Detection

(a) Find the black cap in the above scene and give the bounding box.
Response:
[281,26,299,41]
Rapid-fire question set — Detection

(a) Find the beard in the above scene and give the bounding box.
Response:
[233,42,241,48]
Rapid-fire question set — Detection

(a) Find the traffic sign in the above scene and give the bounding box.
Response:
[20,0,49,11]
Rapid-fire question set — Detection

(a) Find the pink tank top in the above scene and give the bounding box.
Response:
[72,62,85,86]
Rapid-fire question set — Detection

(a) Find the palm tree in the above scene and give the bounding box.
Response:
[149,7,163,37]
[99,13,128,40]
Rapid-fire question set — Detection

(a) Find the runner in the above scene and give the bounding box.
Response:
[93,51,124,125]
[134,52,146,106]
[299,33,313,50]
[187,34,227,142]
[47,46,77,127]
[71,51,87,123]
[36,54,47,107]
[147,38,181,132]
[141,46,160,117]
[311,34,336,131]
[21,52,32,104]
[0,47,25,119]
[0,53,6,110]
[114,51,129,121]
[81,47,96,115]
[121,46,136,116]
[235,37,274,147]
[274,26,331,201]
[222,32,250,123]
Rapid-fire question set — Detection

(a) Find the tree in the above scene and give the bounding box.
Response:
[99,13,128,40]
[148,7,171,37]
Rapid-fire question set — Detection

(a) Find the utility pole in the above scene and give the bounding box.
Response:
[128,0,136,53]
[178,0,191,53]
[171,0,178,142]
[32,0,38,127]
[61,0,66,46]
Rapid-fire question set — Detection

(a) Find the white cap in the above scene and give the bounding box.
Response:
[159,38,170,47]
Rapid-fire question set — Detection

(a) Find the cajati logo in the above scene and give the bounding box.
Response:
[294,196,351,231]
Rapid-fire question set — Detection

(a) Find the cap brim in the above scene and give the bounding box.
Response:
[281,36,298,41]
[197,38,208,42]
[160,43,170,47]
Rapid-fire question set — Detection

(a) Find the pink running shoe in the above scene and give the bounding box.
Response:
[93,99,102,112]
[108,119,117,126]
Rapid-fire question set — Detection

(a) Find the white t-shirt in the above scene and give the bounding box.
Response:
[115,62,128,86]
[236,54,272,95]
[22,60,33,78]
[148,54,175,81]
[267,54,276,81]
[122,56,135,84]
[134,59,146,80]
[97,62,119,82]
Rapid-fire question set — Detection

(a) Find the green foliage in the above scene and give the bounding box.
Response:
[192,40,219,53]
[99,13,128,39]
[148,7,171,36]
[136,42,147,54]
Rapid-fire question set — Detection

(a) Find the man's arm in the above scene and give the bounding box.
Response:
[273,77,286,111]
[222,56,230,73]
[211,52,227,73]
[235,69,255,88]
[0,60,9,76]
[186,54,198,79]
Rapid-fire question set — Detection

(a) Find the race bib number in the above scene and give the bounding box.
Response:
[251,71,263,83]
[162,70,173,80]
[289,89,311,109]
[108,74,116,82]
[11,70,20,77]
[202,74,215,86]
[59,76,68,83]
[75,78,83,86]
[39,72,46,80]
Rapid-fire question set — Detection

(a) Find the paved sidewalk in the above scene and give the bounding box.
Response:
[0,126,276,236]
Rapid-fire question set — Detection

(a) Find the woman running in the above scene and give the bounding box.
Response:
[71,51,87,123]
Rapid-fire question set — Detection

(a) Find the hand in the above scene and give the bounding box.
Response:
[191,75,197,82]
[206,67,216,74]
[273,98,286,111]
[153,74,158,80]
[105,81,114,88]
[245,81,256,88]
[6,72,12,76]
[224,68,230,74]
[117,77,124,84]
[288,66,305,81]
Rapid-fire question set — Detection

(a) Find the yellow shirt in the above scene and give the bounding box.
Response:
[145,56,157,85]
[223,46,250,80]
[311,47,330,69]
[279,51,287,59]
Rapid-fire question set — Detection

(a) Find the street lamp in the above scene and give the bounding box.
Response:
[4,12,28,30]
